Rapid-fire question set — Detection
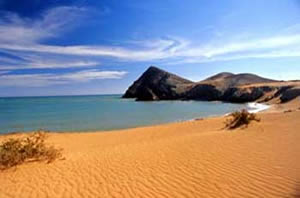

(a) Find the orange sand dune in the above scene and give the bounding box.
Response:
[1,105,300,197]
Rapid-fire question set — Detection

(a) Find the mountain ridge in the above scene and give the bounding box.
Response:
[123,66,300,103]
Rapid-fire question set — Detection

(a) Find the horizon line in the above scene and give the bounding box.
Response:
[0,93,125,98]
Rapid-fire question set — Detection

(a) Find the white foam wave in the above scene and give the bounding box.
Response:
[247,103,270,113]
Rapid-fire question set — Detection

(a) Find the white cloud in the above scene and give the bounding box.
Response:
[0,6,102,70]
[0,6,87,44]
[1,5,300,74]
[0,37,186,61]
[0,69,128,87]
[0,51,101,69]
[2,31,300,65]
[29,61,99,69]
[0,53,100,70]
[179,34,300,59]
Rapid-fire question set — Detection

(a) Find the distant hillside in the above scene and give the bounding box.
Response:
[201,72,277,89]
[123,66,300,103]
[203,72,234,81]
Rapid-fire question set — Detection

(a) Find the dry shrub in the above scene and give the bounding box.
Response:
[225,109,260,129]
[0,130,62,170]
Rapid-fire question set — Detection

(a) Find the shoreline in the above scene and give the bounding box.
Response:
[0,101,268,136]
[0,99,299,197]
[0,99,296,139]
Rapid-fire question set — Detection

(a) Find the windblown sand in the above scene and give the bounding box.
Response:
[1,103,300,197]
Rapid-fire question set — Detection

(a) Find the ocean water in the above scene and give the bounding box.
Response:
[0,95,248,134]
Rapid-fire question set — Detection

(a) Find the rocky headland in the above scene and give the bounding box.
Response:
[123,66,300,103]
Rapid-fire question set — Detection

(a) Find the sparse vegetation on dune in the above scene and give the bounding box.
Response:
[225,109,260,129]
[0,130,62,170]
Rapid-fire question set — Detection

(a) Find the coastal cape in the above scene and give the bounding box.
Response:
[1,66,300,198]
[123,66,300,103]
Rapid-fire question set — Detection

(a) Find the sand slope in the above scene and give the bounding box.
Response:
[1,109,300,197]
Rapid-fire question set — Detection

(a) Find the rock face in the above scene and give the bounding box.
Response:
[123,66,193,101]
[185,84,222,101]
[222,86,275,103]
[280,87,300,103]
[123,66,300,103]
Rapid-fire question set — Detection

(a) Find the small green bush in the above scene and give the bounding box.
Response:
[0,131,62,170]
[225,109,260,129]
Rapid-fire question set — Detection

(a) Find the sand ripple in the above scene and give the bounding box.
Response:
[1,111,300,197]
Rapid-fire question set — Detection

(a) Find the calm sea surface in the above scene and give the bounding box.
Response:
[0,95,248,134]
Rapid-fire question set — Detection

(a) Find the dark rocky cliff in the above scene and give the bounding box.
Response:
[123,66,300,103]
[123,66,193,101]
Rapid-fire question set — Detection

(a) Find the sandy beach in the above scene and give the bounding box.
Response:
[1,0,300,197]
[0,100,300,198]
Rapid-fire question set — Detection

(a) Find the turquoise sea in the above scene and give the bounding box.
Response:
[0,95,248,134]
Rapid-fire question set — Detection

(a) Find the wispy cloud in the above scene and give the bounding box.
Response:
[1,5,300,75]
[0,70,8,75]
[0,6,103,70]
[180,34,300,58]
[0,6,129,88]
[1,30,300,65]
[166,34,300,64]
[0,69,128,87]
[0,55,99,69]
[0,6,87,44]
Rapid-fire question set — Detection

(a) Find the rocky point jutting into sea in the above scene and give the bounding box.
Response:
[123,66,300,103]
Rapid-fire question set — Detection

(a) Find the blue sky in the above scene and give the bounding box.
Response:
[1,0,300,96]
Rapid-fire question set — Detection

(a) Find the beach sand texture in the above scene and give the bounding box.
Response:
[0,103,300,197]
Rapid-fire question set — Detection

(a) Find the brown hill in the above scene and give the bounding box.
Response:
[123,66,300,103]
[203,72,234,81]
[201,72,276,89]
